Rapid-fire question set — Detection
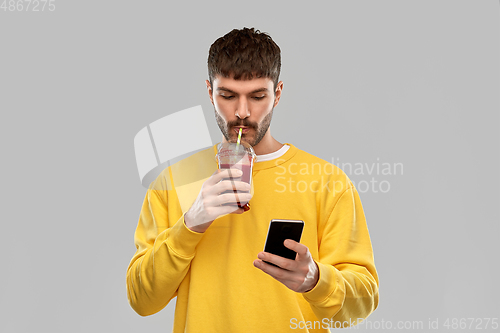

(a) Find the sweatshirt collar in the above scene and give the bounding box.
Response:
[212,143,298,171]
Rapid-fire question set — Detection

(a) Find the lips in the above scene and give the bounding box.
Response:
[234,127,249,134]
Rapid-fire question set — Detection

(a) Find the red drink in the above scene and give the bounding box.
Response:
[216,142,255,211]
[220,160,252,209]
[220,162,252,184]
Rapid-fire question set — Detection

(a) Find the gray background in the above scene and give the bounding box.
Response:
[1,0,499,332]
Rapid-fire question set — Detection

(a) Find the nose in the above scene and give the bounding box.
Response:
[235,98,250,119]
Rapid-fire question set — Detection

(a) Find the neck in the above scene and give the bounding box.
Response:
[253,136,283,155]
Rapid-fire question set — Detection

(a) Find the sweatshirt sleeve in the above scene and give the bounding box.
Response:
[126,179,205,317]
[302,183,379,327]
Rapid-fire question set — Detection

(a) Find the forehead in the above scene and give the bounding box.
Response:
[213,75,273,93]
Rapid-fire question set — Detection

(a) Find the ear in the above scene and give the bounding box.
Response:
[273,81,284,108]
[206,79,214,105]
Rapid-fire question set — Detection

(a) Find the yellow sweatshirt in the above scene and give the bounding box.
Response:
[126,143,379,332]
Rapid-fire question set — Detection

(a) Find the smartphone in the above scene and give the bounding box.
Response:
[263,219,304,268]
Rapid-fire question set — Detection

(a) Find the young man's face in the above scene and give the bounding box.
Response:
[206,75,283,147]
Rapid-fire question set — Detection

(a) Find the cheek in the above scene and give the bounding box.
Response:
[214,98,230,119]
[255,101,274,119]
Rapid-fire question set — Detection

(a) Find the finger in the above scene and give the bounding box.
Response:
[254,259,310,293]
[257,251,296,271]
[207,168,243,185]
[202,183,251,208]
[211,179,251,195]
[253,259,293,280]
[217,204,245,216]
[216,191,253,206]
[284,239,309,260]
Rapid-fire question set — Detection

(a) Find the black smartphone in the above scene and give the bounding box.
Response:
[263,219,304,268]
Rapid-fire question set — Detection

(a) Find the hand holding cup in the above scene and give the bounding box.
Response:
[185,168,252,233]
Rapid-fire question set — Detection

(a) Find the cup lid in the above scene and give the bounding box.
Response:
[216,141,256,162]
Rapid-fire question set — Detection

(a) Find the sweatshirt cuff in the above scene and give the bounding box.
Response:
[166,214,205,258]
[302,261,341,303]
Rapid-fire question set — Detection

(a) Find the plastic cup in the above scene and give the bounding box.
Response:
[216,141,256,210]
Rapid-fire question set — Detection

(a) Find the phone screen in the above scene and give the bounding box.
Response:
[263,219,304,268]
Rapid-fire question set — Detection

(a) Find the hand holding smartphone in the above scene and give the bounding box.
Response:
[263,219,304,268]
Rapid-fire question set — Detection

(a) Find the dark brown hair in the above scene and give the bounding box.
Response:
[207,27,281,90]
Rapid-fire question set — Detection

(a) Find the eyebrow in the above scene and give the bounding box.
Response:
[216,87,269,94]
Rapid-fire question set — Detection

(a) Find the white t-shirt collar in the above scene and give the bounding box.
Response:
[255,144,290,162]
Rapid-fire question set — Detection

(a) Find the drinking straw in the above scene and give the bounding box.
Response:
[236,128,242,152]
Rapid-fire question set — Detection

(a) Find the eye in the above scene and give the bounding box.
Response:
[221,95,234,100]
[252,96,265,100]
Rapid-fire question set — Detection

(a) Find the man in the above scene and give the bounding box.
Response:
[127,27,379,332]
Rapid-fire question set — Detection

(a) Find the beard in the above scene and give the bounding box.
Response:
[214,106,274,147]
